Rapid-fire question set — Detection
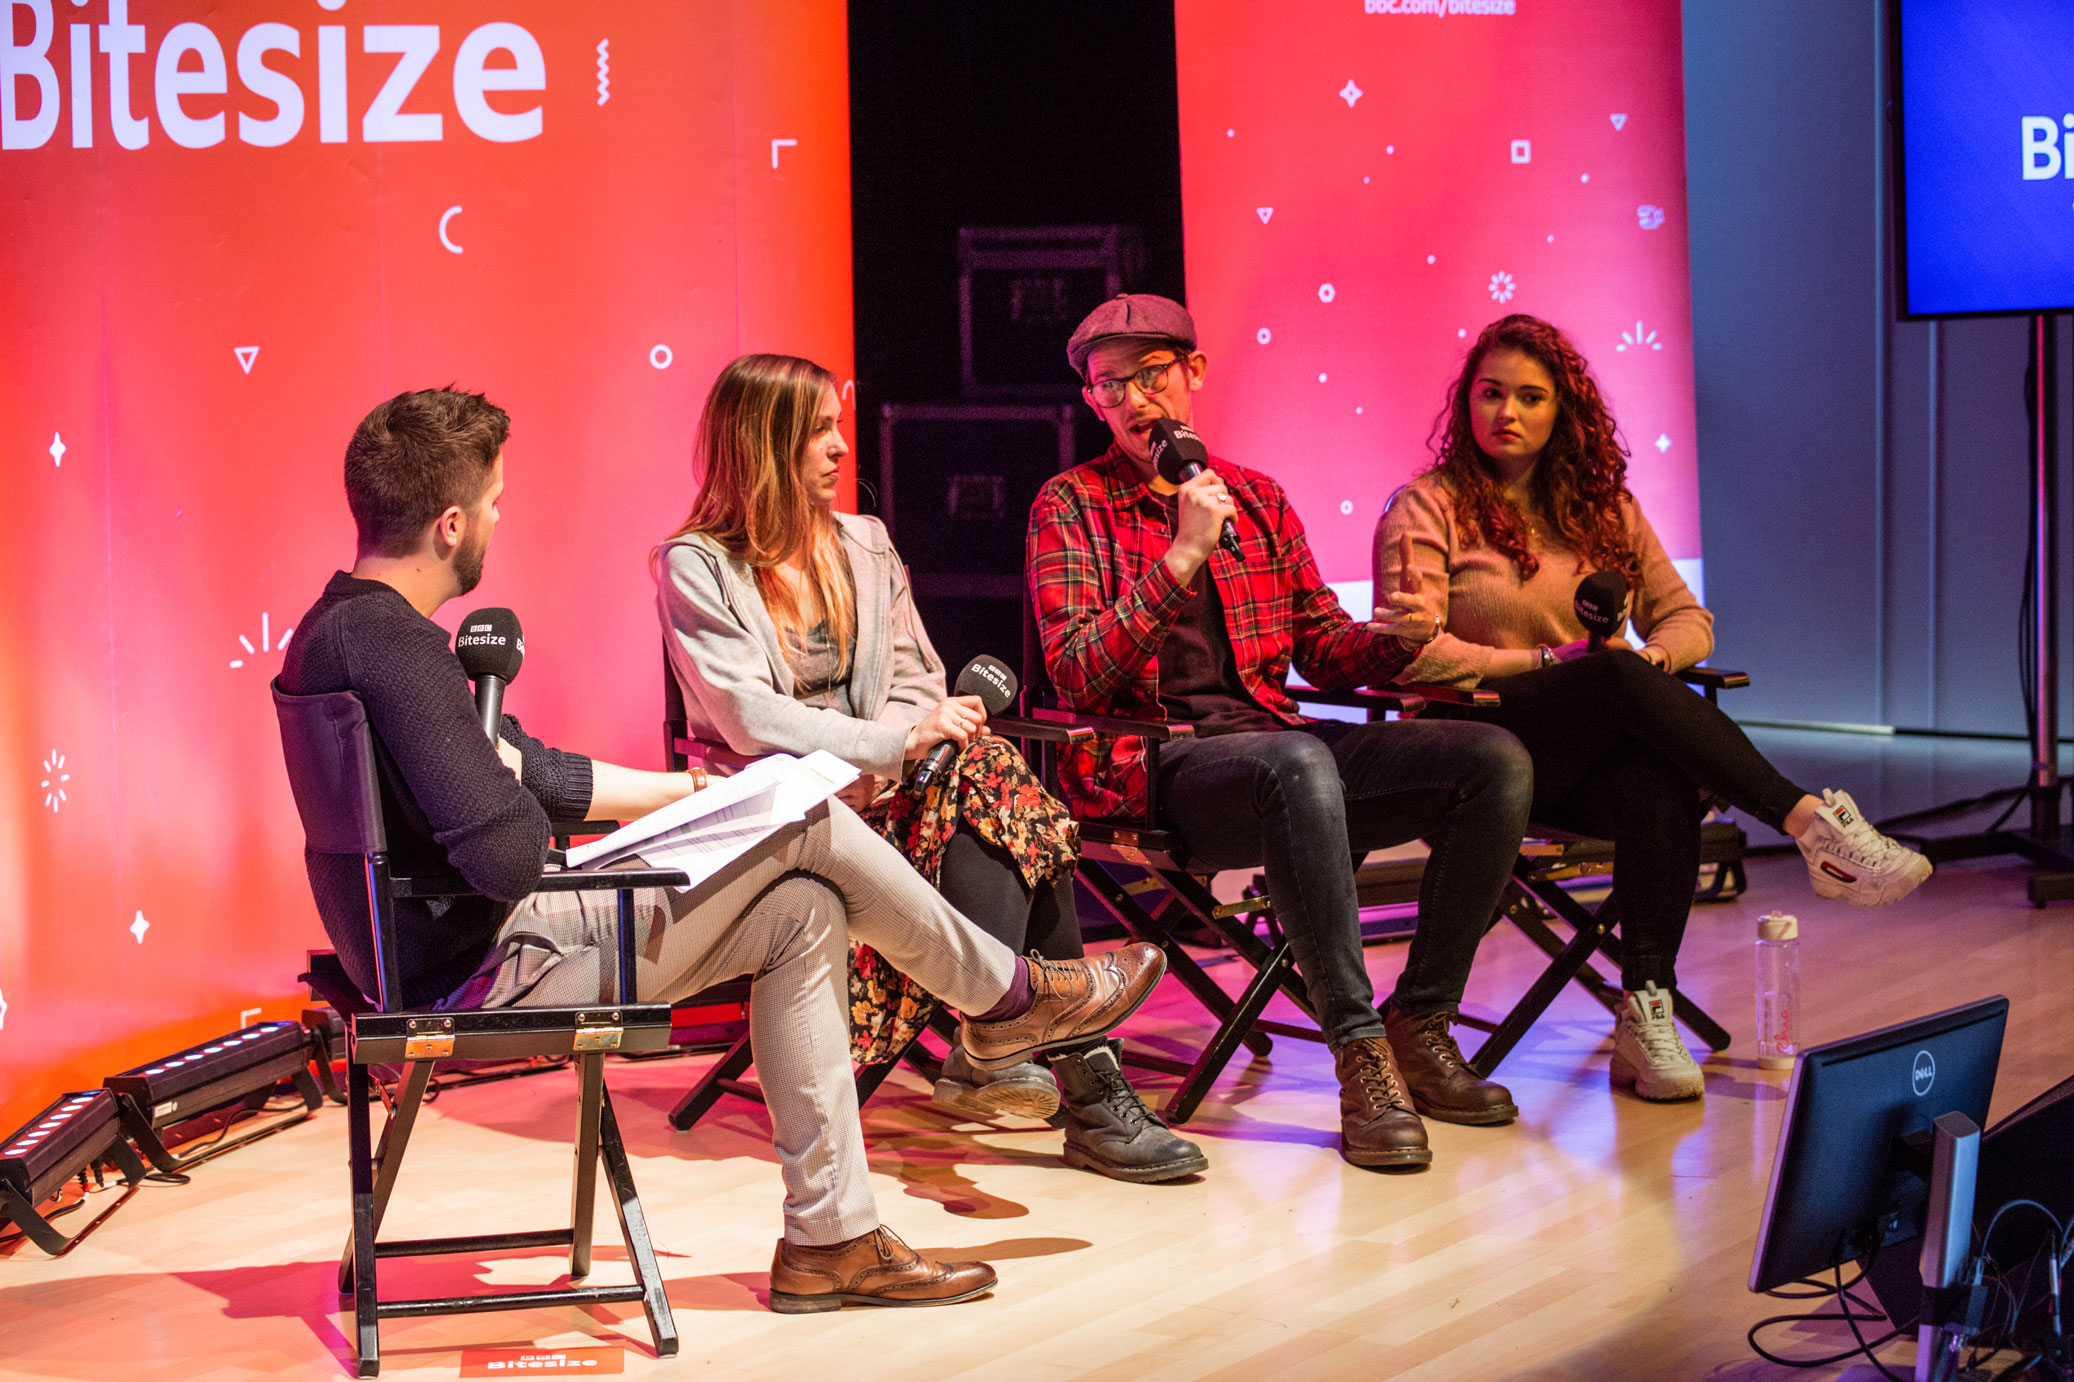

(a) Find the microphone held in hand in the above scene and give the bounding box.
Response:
[454,607,525,741]
[912,655,1019,793]
[1573,571,1632,646]
[1147,417,1242,559]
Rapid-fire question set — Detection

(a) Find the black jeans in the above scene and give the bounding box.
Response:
[1437,651,1809,991]
[936,826,1084,962]
[1153,716,1534,1047]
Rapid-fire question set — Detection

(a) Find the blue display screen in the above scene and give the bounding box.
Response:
[1896,0,2074,317]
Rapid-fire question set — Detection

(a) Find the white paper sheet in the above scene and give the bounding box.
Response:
[562,750,860,893]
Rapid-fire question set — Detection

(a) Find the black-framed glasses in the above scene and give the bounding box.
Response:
[1085,356,1183,409]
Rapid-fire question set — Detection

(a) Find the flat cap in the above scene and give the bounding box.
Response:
[1066,293,1197,378]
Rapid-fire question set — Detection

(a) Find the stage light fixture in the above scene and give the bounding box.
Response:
[0,1089,177,1255]
[102,1020,325,1168]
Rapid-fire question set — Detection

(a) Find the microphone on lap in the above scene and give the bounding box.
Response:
[1147,417,1243,559]
[1573,571,1632,649]
[454,607,525,742]
[912,655,1018,793]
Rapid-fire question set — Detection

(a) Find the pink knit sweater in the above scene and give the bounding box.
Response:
[1373,473,1714,689]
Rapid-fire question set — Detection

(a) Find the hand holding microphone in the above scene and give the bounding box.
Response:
[1567,571,1663,664]
[911,656,1019,792]
[1148,418,1242,568]
[1572,570,1632,648]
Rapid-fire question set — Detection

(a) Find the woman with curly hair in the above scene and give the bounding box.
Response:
[1374,314,1929,1101]
[657,353,1204,1182]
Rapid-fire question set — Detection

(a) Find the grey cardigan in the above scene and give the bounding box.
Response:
[656,511,948,782]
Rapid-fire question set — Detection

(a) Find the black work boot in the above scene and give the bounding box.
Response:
[1381,1004,1518,1125]
[1050,1041,1209,1183]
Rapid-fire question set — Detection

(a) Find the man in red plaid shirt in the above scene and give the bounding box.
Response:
[1027,295,1535,1170]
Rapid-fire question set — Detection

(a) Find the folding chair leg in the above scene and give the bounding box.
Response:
[1166,941,1299,1126]
[569,1054,605,1281]
[1536,886,1735,1052]
[1471,867,1613,1080]
[1081,866,1273,1057]
[340,1061,433,1293]
[1166,870,1321,1031]
[1668,984,1731,1052]
[598,1089,678,1357]
[345,1060,382,1378]
[668,1034,755,1131]
[896,1024,946,1084]
[1508,902,1621,1012]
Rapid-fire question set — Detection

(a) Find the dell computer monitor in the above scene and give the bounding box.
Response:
[1890,0,2074,318]
[1749,996,2009,1294]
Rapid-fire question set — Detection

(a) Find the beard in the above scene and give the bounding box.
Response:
[454,522,490,595]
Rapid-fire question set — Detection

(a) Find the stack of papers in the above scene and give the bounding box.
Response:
[565,750,860,893]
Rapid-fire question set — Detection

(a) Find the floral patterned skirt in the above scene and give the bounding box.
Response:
[845,733,1080,1063]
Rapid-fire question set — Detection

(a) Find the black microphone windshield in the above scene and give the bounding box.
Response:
[455,608,525,683]
[1147,417,1210,486]
[1574,571,1631,641]
[953,655,1018,716]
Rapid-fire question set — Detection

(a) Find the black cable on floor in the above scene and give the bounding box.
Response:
[1747,1265,1908,1376]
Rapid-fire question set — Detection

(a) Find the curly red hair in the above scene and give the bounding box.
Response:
[1425,314,1639,586]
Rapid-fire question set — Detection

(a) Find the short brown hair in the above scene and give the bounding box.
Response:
[344,388,509,557]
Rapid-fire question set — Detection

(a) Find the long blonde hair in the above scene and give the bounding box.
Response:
[666,354,855,673]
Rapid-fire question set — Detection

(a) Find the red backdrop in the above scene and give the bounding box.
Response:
[1173,0,1700,616]
[0,0,853,1129]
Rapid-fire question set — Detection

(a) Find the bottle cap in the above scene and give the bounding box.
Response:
[1758,912,1799,942]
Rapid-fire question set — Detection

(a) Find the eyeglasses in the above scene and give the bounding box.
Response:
[1085,356,1184,409]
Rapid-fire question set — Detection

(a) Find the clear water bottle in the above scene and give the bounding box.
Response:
[1755,912,1800,1070]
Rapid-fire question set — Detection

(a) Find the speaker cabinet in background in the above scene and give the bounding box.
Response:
[959,226,1144,397]
[879,402,1090,676]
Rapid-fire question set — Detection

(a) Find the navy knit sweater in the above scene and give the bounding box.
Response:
[280,572,594,1007]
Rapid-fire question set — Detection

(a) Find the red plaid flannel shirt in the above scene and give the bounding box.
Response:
[1026,444,1415,819]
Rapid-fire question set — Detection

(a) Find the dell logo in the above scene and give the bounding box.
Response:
[1911,1049,1936,1097]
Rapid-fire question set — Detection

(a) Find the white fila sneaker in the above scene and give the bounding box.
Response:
[1610,983,1706,1101]
[1797,789,1932,908]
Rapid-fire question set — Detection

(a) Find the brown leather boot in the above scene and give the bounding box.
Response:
[768,1226,997,1313]
[960,943,1164,1070]
[1382,1005,1518,1125]
[1333,1035,1432,1169]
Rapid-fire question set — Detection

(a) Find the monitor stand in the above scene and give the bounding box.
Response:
[1916,1110,1983,1382]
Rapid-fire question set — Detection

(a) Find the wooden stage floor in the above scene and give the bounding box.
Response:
[4,849,2070,1381]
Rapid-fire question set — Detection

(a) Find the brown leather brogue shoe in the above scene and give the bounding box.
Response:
[959,943,1164,1071]
[1334,1035,1432,1169]
[767,1226,997,1313]
[1382,1005,1518,1125]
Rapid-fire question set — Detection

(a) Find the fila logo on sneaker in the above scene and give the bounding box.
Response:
[1821,862,1859,883]
[1833,804,1858,827]
[1646,997,1666,1022]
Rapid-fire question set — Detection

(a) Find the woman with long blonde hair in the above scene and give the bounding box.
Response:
[657,353,1204,1183]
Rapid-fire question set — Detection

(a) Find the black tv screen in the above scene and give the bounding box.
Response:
[1891,0,2074,318]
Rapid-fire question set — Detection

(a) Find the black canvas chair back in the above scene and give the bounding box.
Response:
[271,679,682,1376]
[274,688,398,1010]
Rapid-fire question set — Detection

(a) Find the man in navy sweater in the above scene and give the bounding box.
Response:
[280,387,1162,1312]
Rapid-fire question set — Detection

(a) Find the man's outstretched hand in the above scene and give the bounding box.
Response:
[1372,532,1442,646]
